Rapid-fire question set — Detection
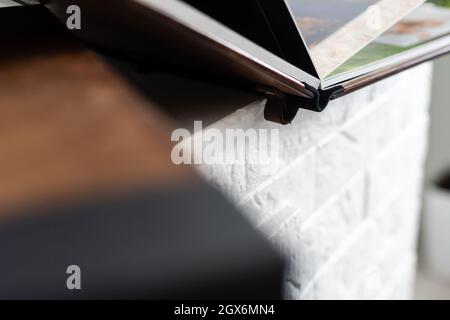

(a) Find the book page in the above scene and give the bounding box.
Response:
[288,0,426,78]
[330,1,450,77]
[329,1,450,77]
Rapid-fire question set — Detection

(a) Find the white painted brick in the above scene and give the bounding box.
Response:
[300,214,412,300]
[314,131,366,207]
[272,174,366,295]
[380,259,417,300]
[299,156,425,299]
[195,101,288,199]
[367,116,429,216]
[195,63,433,299]
[240,152,316,227]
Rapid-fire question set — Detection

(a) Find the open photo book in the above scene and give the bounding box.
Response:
[15,0,450,114]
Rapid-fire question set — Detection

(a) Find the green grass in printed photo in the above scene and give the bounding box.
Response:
[429,0,450,8]
[329,0,450,78]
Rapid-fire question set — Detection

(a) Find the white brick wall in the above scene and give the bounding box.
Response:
[194,63,433,300]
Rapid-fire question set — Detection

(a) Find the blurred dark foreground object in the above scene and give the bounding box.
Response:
[0,5,284,299]
[0,183,283,300]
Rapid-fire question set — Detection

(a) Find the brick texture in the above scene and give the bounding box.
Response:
[194,63,433,299]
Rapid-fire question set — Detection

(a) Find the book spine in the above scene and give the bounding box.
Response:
[263,84,344,124]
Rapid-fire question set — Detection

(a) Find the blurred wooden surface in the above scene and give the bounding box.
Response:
[0,6,192,216]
